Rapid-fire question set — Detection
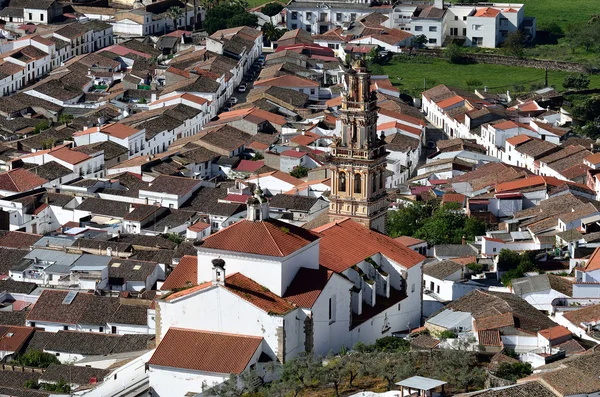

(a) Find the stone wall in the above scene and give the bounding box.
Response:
[416,50,592,73]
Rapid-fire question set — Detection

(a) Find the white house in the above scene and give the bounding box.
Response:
[511,274,570,313]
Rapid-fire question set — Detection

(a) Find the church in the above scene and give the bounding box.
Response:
[148,62,425,397]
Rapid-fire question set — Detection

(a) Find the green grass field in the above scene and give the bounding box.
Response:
[376,56,600,97]
[518,0,598,30]
[246,0,284,9]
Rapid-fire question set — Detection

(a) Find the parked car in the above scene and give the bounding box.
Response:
[238,83,247,93]
[227,97,238,105]
[223,105,232,112]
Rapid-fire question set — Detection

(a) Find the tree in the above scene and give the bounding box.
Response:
[262,22,285,45]
[261,2,283,17]
[252,152,264,161]
[319,354,346,397]
[502,30,525,58]
[411,34,427,49]
[571,95,600,122]
[374,336,410,352]
[386,201,432,238]
[563,73,590,91]
[58,114,73,125]
[276,352,324,396]
[34,120,50,134]
[445,43,464,64]
[290,165,309,178]
[499,249,537,286]
[365,352,416,391]
[463,216,486,241]
[432,342,484,392]
[166,232,184,245]
[414,203,468,245]
[227,13,258,28]
[566,20,600,52]
[494,362,533,381]
[14,350,60,368]
[166,6,184,31]
[205,4,256,34]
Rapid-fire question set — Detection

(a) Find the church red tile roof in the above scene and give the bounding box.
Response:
[149,328,262,374]
[160,255,197,291]
[201,218,320,257]
[283,267,334,308]
[313,218,424,272]
[225,272,296,315]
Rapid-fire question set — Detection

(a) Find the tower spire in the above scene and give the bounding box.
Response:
[327,62,388,233]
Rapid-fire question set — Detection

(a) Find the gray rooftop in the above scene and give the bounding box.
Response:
[396,376,446,390]
[427,310,472,330]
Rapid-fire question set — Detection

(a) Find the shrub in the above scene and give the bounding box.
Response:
[563,74,590,91]
[446,43,464,64]
[14,350,59,368]
[495,362,532,381]
[467,262,483,273]
[438,330,457,339]
[374,336,410,352]
[290,165,309,178]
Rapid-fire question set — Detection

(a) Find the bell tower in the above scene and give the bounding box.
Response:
[328,59,388,233]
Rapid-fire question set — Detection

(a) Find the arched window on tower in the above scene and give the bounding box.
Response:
[339,172,346,193]
[354,173,362,194]
[379,171,384,189]
[372,173,377,193]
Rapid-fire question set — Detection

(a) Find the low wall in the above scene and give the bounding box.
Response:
[416,50,592,73]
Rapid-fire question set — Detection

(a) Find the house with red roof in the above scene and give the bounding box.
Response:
[0,168,48,196]
[244,170,303,196]
[18,145,105,180]
[148,328,267,397]
[349,28,413,53]
[157,193,425,369]
[74,123,146,159]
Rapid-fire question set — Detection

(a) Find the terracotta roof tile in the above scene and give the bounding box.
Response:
[478,329,502,346]
[149,328,262,374]
[506,135,532,146]
[564,303,600,326]
[475,312,514,331]
[474,7,501,17]
[248,170,303,187]
[160,255,197,291]
[410,334,440,349]
[442,192,466,205]
[394,236,425,247]
[538,325,571,341]
[201,218,319,257]
[0,168,48,193]
[314,218,424,272]
[0,326,34,352]
[0,231,41,248]
[225,272,296,315]
[188,221,210,232]
[283,267,334,308]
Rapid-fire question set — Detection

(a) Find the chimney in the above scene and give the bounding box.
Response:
[212,258,226,286]
[461,236,466,245]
